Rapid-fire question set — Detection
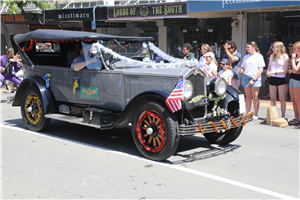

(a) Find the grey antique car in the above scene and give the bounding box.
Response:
[12,29,253,161]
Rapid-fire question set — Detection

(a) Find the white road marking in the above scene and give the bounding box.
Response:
[1,124,299,200]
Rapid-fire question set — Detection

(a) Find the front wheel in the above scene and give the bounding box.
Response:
[131,100,180,161]
[21,87,51,132]
[203,126,243,145]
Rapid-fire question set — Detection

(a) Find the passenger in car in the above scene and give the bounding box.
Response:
[43,43,54,52]
[67,43,80,66]
[71,46,98,71]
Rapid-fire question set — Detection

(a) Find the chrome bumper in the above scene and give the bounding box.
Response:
[179,112,253,136]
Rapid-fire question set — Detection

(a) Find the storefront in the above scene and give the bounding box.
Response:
[247,11,300,66]
[1,14,39,53]
[188,0,300,85]
[105,2,188,54]
[45,7,107,31]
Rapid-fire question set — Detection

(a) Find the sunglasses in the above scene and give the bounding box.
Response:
[201,48,207,50]
[227,47,233,49]
[247,41,255,46]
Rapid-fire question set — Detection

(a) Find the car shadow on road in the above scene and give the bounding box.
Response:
[4,118,241,163]
[169,144,241,164]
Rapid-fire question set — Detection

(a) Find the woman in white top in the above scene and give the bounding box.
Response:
[202,52,218,85]
[238,41,265,120]
[198,44,213,70]
[216,59,233,85]
[266,41,289,118]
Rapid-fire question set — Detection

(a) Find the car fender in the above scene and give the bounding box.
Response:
[12,75,57,114]
[219,85,243,113]
[113,89,171,128]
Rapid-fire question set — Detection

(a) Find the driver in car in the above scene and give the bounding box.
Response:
[71,45,99,71]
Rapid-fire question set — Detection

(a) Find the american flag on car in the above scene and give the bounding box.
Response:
[165,77,184,113]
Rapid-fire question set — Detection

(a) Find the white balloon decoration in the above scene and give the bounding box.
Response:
[90,42,199,69]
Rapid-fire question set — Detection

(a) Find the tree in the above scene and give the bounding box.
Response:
[1,0,55,48]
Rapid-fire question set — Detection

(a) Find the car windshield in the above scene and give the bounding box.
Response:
[102,40,150,59]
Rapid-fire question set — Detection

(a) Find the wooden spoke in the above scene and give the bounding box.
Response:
[152,116,156,124]
[156,137,161,146]
[159,130,165,135]
[158,134,162,139]
[155,118,160,125]
[142,127,148,130]
[147,115,152,123]
[144,133,149,137]
[153,137,157,147]
[143,119,150,126]
[148,136,153,144]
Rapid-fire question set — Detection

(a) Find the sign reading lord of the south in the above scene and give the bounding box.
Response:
[107,2,187,19]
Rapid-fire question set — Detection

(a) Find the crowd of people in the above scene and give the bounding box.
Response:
[181,40,300,124]
[1,40,300,125]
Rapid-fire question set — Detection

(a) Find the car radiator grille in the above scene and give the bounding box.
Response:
[186,74,206,98]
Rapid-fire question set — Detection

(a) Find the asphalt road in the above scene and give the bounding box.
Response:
[1,89,299,199]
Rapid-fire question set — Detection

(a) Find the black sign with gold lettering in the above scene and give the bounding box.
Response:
[30,25,60,31]
[107,2,187,19]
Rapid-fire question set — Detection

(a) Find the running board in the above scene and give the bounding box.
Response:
[45,113,110,129]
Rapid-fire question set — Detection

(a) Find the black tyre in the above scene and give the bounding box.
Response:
[203,126,243,145]
[21,87,51,132]
[204,101,243,145]
[131,100,180,161]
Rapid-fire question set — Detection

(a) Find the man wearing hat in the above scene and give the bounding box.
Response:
[202,52,218,85]
[1,48,22,91]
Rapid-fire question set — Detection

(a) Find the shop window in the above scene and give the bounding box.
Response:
[59,4,66,9]
[167,18,232,60]
[247,11,300,67]
[90,2,96,7]
[82,2,89,8]
[74,3,81,8]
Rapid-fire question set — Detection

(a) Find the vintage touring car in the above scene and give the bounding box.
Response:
[12,29,252,161]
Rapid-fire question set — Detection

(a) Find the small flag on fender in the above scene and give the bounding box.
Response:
[165,77,184,113]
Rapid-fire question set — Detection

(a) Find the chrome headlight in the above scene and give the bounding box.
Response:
[215,78,227,96]
[183,80,193,100]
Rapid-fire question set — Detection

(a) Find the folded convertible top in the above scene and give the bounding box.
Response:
[14,29,155,44]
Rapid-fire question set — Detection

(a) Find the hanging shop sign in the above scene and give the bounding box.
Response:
[45,7,106,22]
[164,18,198,26]
[96,21,126,28]
[188,0,299,13]
[84,21,126,28]
[1,14,38,24]
[107,2,187,19]
[30,25,60,31]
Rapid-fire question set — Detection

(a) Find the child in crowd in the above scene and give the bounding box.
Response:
[216,59,233,85]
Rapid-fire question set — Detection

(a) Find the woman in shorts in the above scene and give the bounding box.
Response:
[288,41,300,125]
[238,41,265,120]
[266,41,289,118]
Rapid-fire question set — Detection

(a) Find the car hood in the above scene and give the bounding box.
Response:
[114,67,191,78]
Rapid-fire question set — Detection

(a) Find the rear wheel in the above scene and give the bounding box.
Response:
[131,100,180,161]
[21,87,50,132]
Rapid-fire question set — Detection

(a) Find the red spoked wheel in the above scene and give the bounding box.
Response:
[136,110,165,153]
[132,100,179,161]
